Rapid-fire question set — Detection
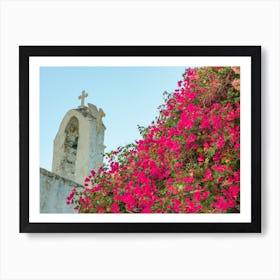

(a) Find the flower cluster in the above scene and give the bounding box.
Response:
[67,66,240,213]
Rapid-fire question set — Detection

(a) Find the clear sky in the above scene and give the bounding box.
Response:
[40,66,186,170]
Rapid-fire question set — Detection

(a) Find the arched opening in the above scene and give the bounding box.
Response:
[61,116,79,180]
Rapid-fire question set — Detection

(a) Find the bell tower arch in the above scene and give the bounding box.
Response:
[52,91,106,185]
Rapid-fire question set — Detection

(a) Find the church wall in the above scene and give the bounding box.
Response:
[88,119,106,175]
[73,113,91,185]
[40,168,83,213]
[52,107,106,186]
[52,109,92,185]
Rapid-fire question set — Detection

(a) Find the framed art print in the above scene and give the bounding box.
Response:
[19,46,261,233]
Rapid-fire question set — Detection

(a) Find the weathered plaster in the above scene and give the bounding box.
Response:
[40,168,83,213]
[52,104,105,185]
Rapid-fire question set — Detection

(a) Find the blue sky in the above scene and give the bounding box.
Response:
[40,66,186,170]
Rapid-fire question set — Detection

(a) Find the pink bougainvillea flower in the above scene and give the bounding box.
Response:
[69,66,240,214]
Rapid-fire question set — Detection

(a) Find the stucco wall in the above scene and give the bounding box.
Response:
[40,168,83,213]
[52,107,105,185]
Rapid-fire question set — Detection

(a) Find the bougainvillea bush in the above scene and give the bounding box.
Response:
[67,66,240,213]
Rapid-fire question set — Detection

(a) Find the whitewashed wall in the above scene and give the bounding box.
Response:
[40,168,82,213]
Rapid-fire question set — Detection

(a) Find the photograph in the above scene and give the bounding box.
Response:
[20,46,261,232]
[40,66,241,215]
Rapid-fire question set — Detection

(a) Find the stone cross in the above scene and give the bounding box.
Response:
[78,90,88,108]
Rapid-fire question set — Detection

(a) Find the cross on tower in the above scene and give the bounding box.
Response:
[78,90,88,108]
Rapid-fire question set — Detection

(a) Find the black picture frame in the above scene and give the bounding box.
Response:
[20,46,261,233]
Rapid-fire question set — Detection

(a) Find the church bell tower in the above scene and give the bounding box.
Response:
[52,91,106,185]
